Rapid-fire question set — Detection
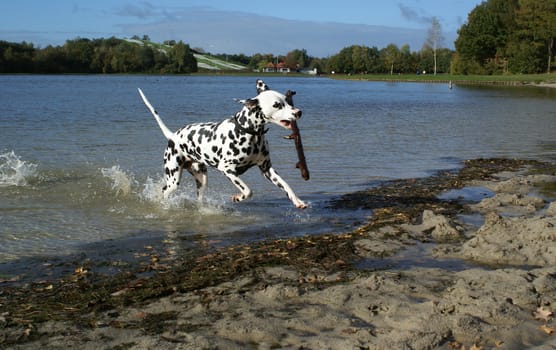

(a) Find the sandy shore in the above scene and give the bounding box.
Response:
[534,82,556,89]
[2,159,555,349]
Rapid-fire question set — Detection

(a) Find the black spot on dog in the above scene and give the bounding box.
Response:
[236,164,252,175]
[167,139,178,155]
[232,146,240,156]
[273,101,285,109]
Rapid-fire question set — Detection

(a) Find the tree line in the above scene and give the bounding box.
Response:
[1,37,448,75]
[454,0,555,74]
[210,45,452,75]
[1,0,553,75]
[0,37,197,74]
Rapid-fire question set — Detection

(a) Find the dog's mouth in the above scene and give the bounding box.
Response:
[280,120,292,129]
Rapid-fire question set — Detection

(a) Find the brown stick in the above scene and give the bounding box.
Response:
[284,90,310,181]
[288,121,310,180]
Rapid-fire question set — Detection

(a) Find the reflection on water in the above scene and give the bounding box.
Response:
[356,242,481,272]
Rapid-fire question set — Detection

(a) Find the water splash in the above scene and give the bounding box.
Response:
[0,151,38,187]
[100,165,228,216]
[100,165,136,196]
[141,176,166,203]
[139,174,231,212]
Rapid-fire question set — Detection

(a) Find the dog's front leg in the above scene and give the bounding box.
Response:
[262,167,307,209]
[221,171,253,203]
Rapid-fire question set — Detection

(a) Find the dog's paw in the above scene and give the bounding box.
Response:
[232,194,244,202]
[296,201,308,209]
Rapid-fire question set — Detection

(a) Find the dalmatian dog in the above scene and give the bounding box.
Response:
[138,80,307,209]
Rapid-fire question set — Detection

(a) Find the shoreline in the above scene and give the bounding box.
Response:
[1,158,555,349]
[3,72,556,88]
[533,82,556,89]
[332,76,556,88]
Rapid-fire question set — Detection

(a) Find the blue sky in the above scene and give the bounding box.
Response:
[0,0,481,57]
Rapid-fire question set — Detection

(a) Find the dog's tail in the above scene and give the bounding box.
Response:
[138,88,174,140]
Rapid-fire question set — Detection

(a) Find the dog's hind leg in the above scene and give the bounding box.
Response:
[162,140,185,199]
[186,162,208,201]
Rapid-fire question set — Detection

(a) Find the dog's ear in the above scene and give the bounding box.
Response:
[256,79,269,94]
[242,98,259,110]
[285,90,296,106]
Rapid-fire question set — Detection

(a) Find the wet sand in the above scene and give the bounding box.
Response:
[1,158,555,349]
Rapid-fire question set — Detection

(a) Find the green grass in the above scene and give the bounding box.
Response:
[334,72,556,85]
[194,55,247,70]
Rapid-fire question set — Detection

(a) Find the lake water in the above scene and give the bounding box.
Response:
[1,75,555,277]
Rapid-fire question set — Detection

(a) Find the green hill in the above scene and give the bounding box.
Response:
[124,38,247,71]
[193,54,247,71]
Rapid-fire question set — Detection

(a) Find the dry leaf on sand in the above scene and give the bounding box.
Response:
[533,306,553,322]
[540,324,556,335]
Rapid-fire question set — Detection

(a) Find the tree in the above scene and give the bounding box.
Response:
[381,44,401,74]
[64,38,94,72]
[455,3,499,70]
[454,0,519,74]
[284,49,309,70]
[33,45,65,73]
[247,53,275,71]
[425,17,444,75]
[454,0,555,74]
[398,44,414,73]
[327,46,354,73]
[0,41,35,72]
[351,45,367,73]
[168,41,197,73]
[514,0,556,73]
[139,46,155,71]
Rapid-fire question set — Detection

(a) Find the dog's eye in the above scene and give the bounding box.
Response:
[273,101,284,109]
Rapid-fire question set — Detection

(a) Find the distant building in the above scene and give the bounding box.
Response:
[262,62,316,75]
[263,62,276,73]
[263,62,291,73]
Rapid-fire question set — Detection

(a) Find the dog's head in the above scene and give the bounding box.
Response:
[243,80,301,130]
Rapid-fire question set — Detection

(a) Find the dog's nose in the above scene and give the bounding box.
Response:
[294,110,302,118]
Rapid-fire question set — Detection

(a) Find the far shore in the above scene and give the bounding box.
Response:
[4,71,556,88]
[189,71,556,87]
[328,72,556,87]
[534,82,556,88]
